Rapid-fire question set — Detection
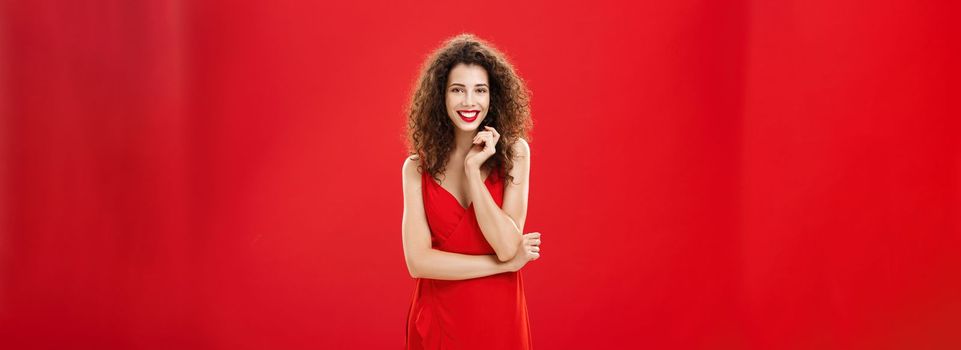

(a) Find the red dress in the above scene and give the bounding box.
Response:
[405,166,533,349]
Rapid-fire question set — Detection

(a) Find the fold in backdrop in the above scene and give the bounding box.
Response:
[1,0,959,349]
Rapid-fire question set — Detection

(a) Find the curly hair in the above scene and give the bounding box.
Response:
[405,33,532,186]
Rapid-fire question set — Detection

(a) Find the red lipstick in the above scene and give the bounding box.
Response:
[457,110,480,122]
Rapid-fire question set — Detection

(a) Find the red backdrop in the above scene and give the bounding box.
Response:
[2,0,959,349]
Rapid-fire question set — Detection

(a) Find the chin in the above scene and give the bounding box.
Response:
[451,116,486,131]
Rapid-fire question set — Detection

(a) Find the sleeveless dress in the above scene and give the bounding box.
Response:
[405,166,533,349]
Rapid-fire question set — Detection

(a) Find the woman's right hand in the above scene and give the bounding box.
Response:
[506,232,541,272]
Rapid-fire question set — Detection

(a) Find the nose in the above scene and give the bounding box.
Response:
[464,90,476,107]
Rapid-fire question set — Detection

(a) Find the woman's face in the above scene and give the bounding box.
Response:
[445,63,490,132]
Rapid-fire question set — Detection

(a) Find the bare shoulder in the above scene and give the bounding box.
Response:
[506,139,531,187]
[402,155,422,186]
[511,138,530,159]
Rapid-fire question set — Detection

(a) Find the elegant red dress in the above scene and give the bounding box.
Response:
[405,166,533,349]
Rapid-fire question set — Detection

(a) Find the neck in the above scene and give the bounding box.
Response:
[452,127,476,157]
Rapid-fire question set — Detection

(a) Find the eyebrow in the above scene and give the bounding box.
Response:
[448,83,489,88]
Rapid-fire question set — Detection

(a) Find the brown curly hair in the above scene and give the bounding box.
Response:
[405,33,532,186]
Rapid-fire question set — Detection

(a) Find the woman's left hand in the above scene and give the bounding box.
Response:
[465,126,500,171]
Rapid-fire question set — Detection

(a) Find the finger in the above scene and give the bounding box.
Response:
[475,133,491,144]
[486,127,500,141]
[531,246,540,253]
[530,252,540,260]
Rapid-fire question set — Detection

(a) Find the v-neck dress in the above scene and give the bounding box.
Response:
[405,166,533,349]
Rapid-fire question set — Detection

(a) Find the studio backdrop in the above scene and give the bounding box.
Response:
[1,0,958,349]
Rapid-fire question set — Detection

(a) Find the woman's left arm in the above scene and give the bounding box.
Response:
[467,138,531,262]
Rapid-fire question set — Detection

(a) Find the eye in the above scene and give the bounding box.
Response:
[451,87,463,93]
[477,88,488,93]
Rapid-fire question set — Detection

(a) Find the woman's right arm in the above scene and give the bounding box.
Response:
[402,156,529,280]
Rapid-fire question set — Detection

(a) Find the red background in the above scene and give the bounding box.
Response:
[2,0,959,349]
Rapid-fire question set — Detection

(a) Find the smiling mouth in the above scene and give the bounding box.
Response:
[457,110,479,122]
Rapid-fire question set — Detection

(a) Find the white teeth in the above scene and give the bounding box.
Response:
[460,111,478,117]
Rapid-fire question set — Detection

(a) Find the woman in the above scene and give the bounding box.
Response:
[401,33,542,349]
